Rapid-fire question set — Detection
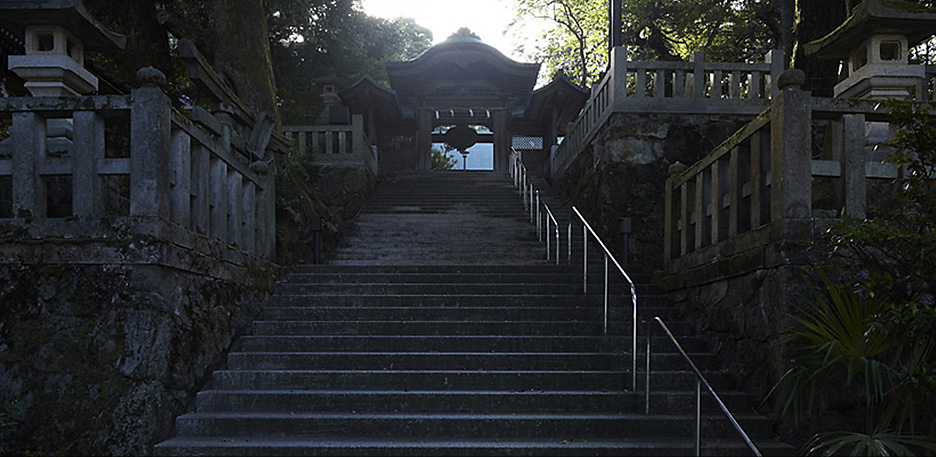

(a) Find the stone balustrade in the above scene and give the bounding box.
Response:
[283,114,378,177]
[0,78,281,275]
[662,79,898,280]
[551,46,783,180]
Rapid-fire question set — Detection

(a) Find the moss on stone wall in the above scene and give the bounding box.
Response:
[554,113,752,270]
[275,150,375,265]
[0,260,273,455]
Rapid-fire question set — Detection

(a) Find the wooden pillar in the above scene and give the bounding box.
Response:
[544,108,559,175]
[493,110,510,173]
[416,109,432,171]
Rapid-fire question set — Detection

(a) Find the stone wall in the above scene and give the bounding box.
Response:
[553,112,753,269]
[0,255,275,455]
[549,109,811,410]
[275,150,376,265]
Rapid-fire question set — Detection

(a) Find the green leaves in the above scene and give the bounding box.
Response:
[805,431,936,457]
[779,100,936,455]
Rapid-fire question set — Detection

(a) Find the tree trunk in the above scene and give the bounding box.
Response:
[209,0,279,119]
[793,0,847,97]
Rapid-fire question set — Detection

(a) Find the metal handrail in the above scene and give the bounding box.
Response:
[570,206,638,392]
[646,316,763,457]
[510,150,560,264]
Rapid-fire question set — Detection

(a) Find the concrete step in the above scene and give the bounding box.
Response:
[258,306,685,322]
[154,435,795,457]
[268,293,672,308]
[193,389,756,416]
[280,272,651,284]
[225,352,719,372]
[273,283,649,296]
[210,369,738,392]
[235,331,698,350]
[245,320,696,337]
[169,411,775,440]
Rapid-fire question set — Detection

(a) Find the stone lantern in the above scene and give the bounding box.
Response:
[1,0,125,97]
[805,0,936,100]
[315,74,350,125]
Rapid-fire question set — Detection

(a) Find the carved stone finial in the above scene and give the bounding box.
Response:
[448,27,480,41]
[668,161,688,176]
[776,69,806,91]
[137,66,167,88]
[250,161,269,175]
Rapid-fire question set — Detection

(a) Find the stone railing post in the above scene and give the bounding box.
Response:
[130,67,172,225]
[769,69,812,238]
[610,45,629,103]
[11,111,45,218]
[72,110,105,217]
[691,51,706,98]
[842,114,867,218]
[766,49,784,99]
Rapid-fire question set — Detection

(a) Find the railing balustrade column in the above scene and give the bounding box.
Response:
[11,111,44,217]
[769,73,812,235]
[691,51,705,99]
[209,158,227,241]
[170,129,192,227]
[610,46,629,103]
[710,161,721,245]
[130,70,172,223]
[728,148,740,237]
[191,144,210,234]
[227,170,242,247]
[242,181,256,254]
[750,130,764,228]
[842,114,867,218]
[72,111,104,217]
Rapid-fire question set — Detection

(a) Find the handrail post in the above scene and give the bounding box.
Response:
[555,225,560,265]
[536,191,541,240]
[545,217,551,261]
[603,255,609,334]
[695,379,702,457]
[568,222,572,265]
[645,319,652,415]
[582,227,588,294]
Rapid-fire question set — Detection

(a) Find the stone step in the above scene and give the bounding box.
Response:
[268,293,670,308]
[245,320,696,337]
[234,335,697,353]
[225,352,719,372]
[258,306,684,322]
[169,411,775,440]
[154,436,794,457]
[280,272,654,285]
[287,264,652,275]
[273,283,646,296]
[210,369,738,392]
[193,389,755,415]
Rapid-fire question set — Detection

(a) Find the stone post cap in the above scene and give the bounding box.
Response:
[137,66,167,88]
[777,69,806,91]
[668,161,688,176]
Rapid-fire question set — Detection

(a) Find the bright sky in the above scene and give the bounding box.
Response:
[359,0,544,61]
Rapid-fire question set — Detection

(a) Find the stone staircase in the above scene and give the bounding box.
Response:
[154,171,794,455]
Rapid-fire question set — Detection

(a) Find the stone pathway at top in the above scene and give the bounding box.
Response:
[329,171,548,265]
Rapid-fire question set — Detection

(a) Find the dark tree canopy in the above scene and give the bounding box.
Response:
[80,0,432,124]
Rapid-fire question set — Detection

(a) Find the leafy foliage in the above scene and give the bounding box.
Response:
[431,145,458,171]
[511,0,782,87]
[267,0,432,124]
[776,100,936,455]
